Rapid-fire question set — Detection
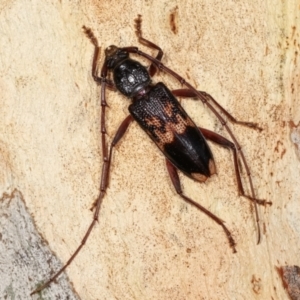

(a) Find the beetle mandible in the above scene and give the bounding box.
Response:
[31,15,271,295]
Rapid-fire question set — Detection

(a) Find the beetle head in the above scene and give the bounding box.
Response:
[105,46,129,69]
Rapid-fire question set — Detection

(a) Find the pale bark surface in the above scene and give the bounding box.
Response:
[0,1,299,299]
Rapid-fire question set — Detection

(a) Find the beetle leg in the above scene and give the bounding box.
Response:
[30,115,134,295]
[134,14,163,77]
[83,25,116,89]
[199,127,271,205]
[165,159,237,253]
[83,26,121,162]
[172,89,262,130]
[82,26,101,81]
[198,127,272,245]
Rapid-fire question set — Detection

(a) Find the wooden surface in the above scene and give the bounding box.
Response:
[0,0,299,299]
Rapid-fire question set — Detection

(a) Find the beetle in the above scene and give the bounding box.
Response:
[31,15,271,295]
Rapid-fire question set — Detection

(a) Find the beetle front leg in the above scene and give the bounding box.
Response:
[82,26,115,89]
[165,159,237,253]
[134,14,163,77]
[83,26,115,163]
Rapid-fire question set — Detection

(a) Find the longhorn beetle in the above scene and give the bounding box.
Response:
[31,15,271,295]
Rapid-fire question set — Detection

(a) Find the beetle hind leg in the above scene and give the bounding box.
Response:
[199,127,272,207]
[166,159,237,253]
[199,127,272,245]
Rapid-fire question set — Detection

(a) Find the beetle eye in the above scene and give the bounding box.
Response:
[118,50,129,60]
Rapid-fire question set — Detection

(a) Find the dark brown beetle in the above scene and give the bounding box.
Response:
[31,15,271,295]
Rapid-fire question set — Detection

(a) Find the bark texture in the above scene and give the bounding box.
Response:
[0,1,299,299]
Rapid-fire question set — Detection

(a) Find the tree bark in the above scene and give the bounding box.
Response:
[0,0,299,299]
